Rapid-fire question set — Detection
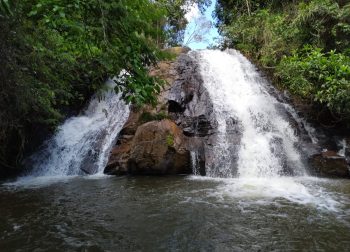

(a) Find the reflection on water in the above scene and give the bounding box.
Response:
[1,176,350,251]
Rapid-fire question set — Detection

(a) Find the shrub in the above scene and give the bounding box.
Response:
[277,46,350,117]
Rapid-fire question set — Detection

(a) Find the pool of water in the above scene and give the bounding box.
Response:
[1,175,350,251]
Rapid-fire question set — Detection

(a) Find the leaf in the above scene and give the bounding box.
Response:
[0,0,12,16]
[28,10,38,17]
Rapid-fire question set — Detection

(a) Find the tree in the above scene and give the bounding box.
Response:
[0,0,184,174]
[214,0,350,124]
[156,0,212,45]
[183,16,213,46]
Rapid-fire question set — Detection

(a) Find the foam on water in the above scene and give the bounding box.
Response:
[3,173,114,189]
[187,176,344,212]
[3,175,79,189]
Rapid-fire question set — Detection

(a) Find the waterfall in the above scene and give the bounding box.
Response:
[194,49,306,178]
[23,50,308,179]
[26,79,130,177]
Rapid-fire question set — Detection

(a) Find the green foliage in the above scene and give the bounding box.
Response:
[215,0,350,121]
[277,47,350,117]
[0,0,209,173]
[0,0,12,16]
[222,8,298,66]
[166,134,175,147]
[156,0,212,45]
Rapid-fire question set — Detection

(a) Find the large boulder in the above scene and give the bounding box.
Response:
[105,119,191,175]
[128,120,191,175]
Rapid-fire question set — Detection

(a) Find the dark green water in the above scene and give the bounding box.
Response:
[0,175,350,251]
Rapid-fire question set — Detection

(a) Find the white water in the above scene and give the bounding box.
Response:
[186,50,345,210]
[187,175,348,212]
[194,49,306,178]
[25,79,129,178]
[338,139,347,157]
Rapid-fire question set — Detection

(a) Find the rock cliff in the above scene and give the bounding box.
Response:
[104,48,350,178]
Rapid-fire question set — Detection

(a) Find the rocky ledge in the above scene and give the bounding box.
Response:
[105,47,195,176]
[104,47,238,176]
[104,48,350,178]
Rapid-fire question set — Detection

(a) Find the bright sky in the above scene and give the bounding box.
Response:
[183,0,220,50]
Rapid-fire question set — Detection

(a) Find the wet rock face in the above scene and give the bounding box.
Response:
[309,151,350,178]
[167,54,216,175]
[105,52,242,177]
[168,54,242,177]
[80,128,108,175]
[168,54,216,137]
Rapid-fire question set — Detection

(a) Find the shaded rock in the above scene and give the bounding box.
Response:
[310,150,350,178]
[104,138,132,175]
[119,111,142,136]
[167,54,218,137]
[104,111,142,175]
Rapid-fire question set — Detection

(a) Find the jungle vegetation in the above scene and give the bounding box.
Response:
[215,0,350,124]
[0,0,210,175]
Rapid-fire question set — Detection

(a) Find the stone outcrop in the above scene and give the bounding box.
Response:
[167,54,242,177]
[167,54,217,137]
[105,48,350,179]
[310,150,350,178]
[105,54,193,176]
[105,50,235,176]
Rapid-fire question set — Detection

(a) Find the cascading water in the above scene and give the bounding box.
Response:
[193,49,306,178]
[2,50,350,252]
[26,79,129,177]
[187,50,345,212]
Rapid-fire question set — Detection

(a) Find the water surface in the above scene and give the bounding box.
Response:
[1,176,349,251]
